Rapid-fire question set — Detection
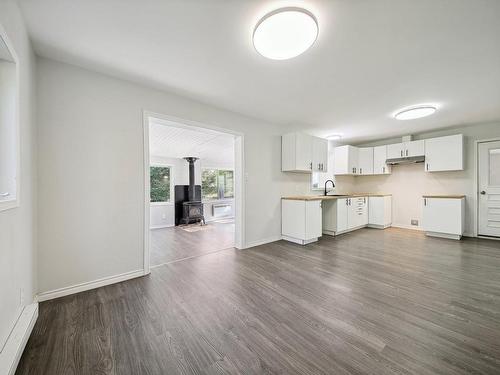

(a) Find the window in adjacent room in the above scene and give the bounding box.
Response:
[202,168,234,200]
[0,35,18,212]
[150,166,172,203]
[218,169,234,198]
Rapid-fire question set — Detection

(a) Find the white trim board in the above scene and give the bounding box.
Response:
[391,223,423,231]
[37,269,145,302]
[245,235,282,249]
[150,224,174,230]
[0,303,38,375]
[0,23,21,213]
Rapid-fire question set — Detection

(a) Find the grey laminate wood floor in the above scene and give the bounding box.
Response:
[150,221,235,266]
[16,228,500,374]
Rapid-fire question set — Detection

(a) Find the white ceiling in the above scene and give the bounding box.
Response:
[18,0,500,142]
[149,120,234,166]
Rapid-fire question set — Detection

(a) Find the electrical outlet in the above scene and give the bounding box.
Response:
[411,219,418,226]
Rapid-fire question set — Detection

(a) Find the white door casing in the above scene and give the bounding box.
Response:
[478,140,500,237]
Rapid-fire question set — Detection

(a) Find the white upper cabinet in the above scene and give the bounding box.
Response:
[357,148,374,175]
[387,143,404,159]
[334,134,462,175]
[334,145,358,175]
[282,132,328,173]
[387,140,424,158]
[295,133,313,171]
[424,134,464,172]
[312,137,328,172]
[373,145,391,174]
[406,140,425,157]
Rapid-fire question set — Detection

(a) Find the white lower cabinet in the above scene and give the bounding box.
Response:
[368,196,392,228]
[422,196,465,240]
[349,197,368,228]
[282,195,391,245]
[282,199,322,245]
[323,196,369,236]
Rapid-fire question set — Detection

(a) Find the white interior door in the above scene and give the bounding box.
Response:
[478,140,500,237]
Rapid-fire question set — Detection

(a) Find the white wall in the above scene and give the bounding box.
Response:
[351,122,500,236]
[0,0,37,356]
[37,57,310,294]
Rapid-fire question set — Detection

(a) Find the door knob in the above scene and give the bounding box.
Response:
[480,191,486,195]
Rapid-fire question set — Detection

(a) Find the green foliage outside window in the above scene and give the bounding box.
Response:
[202,169,218,200]
[202,169,234,200]
[150,166,171,202]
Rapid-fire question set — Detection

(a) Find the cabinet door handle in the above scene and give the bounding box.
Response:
[310,162,312,170]
[360,168,362,174]
[424,198,427,206]
[406,149,408,156]
[426,163,429,171]
[400,150,403,157]
[0,192,9,197]
[346,199,348,206]
[382,166,385,173]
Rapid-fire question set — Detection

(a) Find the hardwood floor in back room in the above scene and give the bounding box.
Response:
[16,228,500,374]
[150,221,235,266]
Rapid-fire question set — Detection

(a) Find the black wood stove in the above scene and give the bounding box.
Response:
[174,157,205,225]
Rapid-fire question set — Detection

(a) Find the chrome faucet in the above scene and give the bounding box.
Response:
[324,180,335,196]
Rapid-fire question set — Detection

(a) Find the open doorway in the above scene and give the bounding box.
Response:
[143,113,244,269]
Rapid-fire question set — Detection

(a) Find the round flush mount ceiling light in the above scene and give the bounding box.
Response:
[394,105,437,120]
[326,134,342,140]
[253,7,319,60]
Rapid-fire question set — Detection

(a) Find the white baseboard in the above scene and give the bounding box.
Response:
[392,225,474,238]
[244,235,282,249]
[37,269,146,302]
[425,231,462,240]
[150,224,174,229]
[392,223,423,231]
[0,302,38,375]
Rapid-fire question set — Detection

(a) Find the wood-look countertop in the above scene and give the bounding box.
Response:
[282,193,392,201]
[422,195,466,199]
